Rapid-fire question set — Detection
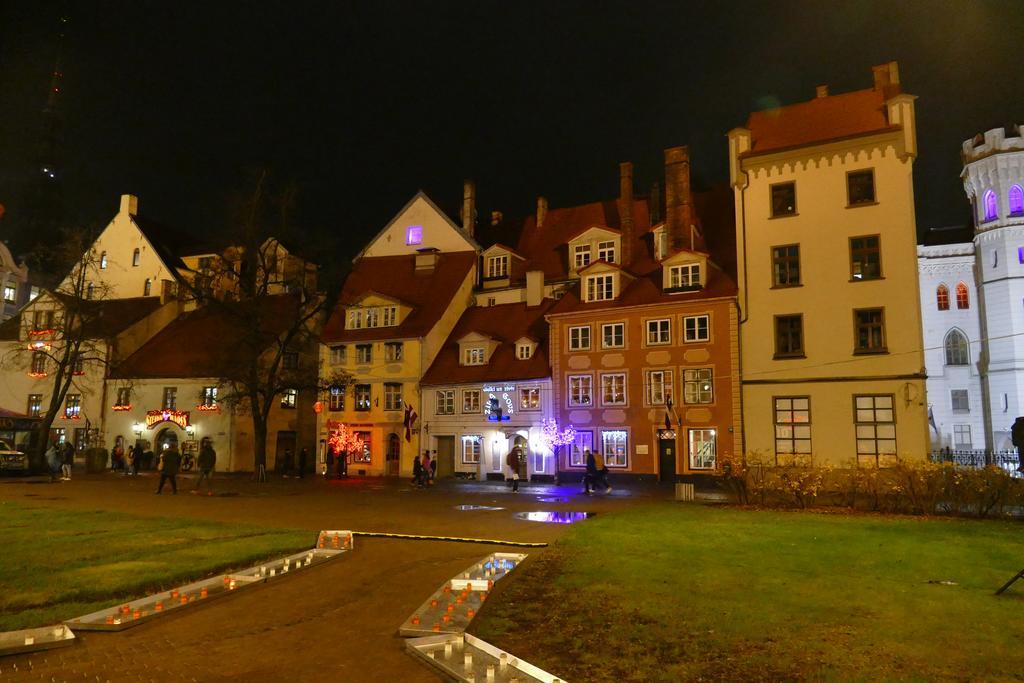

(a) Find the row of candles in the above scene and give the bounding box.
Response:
[424,634,560,683]
[21,626,67,647]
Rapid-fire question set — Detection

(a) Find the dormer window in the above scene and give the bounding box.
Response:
[655,231,668,261]
[574,245,592,270]
[348,310,363,329]
[669,264,701,289]
[406,225,423,245]
[517,343,532,360]
[464,347,486,365]
[486,255,509,278]
[585,274,614,302]
[383,306,396,326]
[597,241,616,263]
[366,308,379,327]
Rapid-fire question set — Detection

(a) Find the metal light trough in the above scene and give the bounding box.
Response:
[406,632,566,683]
[0,624,75,658]
[67,531,353,632]
[399,553,526,637]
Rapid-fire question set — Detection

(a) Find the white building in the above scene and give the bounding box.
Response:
[0,241,32,322]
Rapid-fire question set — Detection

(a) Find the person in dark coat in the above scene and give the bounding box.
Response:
[298,447,308,478]
[193,439,216,494]
[412,454,424,488]
[155,446,182,494]
[130,443,143,476]
[46,442,61,483]
[61,441,74,480]
[507,447,522,493]
[583,448,597,494]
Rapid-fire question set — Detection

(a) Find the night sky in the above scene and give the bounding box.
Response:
[1,1,1022,258]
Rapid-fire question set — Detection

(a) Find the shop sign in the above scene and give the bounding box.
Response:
[145,409,190,430]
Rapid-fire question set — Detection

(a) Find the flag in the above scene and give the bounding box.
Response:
[404,403,418,442]
[664,398,673,432]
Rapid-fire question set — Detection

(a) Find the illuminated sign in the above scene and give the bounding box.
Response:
[484,387,515,422]
[145,410,190,430]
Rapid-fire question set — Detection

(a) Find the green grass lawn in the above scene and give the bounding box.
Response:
[0,502,314,631]
[472,504,1024,682]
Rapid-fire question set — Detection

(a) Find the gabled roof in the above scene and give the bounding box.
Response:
[421,299,556,386]
[482,243,525,259]
[130,215,198,272]
[321,251,477,343]
[48,294,164,338]
[353,191,481,261]
[564,224,621,242]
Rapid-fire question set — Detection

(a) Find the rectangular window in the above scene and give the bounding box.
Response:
[772,245,800,287]
[574,245,591,270]
[462,435,482,464]
[201,386,217,407]
[436,389,455,415]
[353,431,371,463]
[282,352,298,370]
[951,389,969,412]
[71,354,85,375]
[64,394,81,419]
[384,383,403,411]
[356,344,372,364]
[774,397,811,459]
[463,389,481,413]
[162,387,177,410]
[854,395,897,464]
[328,385,345,411]
[354,384,372,411]
[3,285,15,303]
[385,342,404,362]
[330,346,347,365]
[585,274,614,301]
[770,181,796,217]
[568,375,593,407]
[647,319,671,345]
[280,388,297,409]
[601,373,626,406]
[382,306,397,327]
[850,235,882,280]
[570,431,593,467]
[597,240,616,263]
[406,225,423,245]
[568,325,591,351]
[516,344,532,360]
[143,279,152,297]
[365,308,379,328]
[774,315,803,357]
[601,323,624,349]
[27,394,42,417]
[520,387,540,410]
[688,429,716,470]
[953,424,972,448]
[601,430,628,467]
[30,351,46,375]
[487,255,509,278]
[116,387,132,407]
[847,169,876,205]
[99,252,107,269]
[464,347,486,365]
[669,264,701,289]
[683,315,710,343]
[645,369,673,406]
[347,310,363,329]
[854,308,886,353]
[683,368,713,404]
[132,248,140,267]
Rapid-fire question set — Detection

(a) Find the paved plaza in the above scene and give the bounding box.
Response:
[0,472,670,681]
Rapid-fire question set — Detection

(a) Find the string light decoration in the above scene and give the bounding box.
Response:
[327,422,365,458]
[195,404,220,412]
[111,404,133,412]
[539,418,576,451]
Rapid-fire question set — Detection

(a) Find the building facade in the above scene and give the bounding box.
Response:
[0,241,32,322]
[729,62,930,467]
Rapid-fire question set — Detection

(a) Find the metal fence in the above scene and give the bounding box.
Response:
[929,448,1021,472]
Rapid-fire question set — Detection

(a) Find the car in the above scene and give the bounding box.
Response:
[0,439,29,474]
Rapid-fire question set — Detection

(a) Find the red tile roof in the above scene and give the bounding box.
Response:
[421,299,557,386]
[321,251,477,343]
[746,87,898,155]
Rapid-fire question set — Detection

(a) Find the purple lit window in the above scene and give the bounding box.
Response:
[406,225,423,245]
[1010,185,1024,216]
[984,190,998,221]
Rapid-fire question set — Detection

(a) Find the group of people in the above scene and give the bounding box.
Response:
[44,441,75,482]
[583,448,613,494]
[110,442,145,476]
[412,450,437,487]
[154,438,217,496]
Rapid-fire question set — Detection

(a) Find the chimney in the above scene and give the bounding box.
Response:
[536,196,548,228]
[526,270,543,307]
[872,61,900,91]
[619,162,634,267]
[120,194,138,216]
[649,181,661,225]
[460,180,476,237]
[815,85,829,98]
[664,146,692,251]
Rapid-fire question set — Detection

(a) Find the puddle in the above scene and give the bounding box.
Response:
[513,511,594,524]
[454,504,506,511]
[536,496,568,503]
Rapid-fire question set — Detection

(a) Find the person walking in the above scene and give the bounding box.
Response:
[593,448,612,493]
[193,439,216,495]
[298,446,308,478]
[507,446,522,493]
[61,441,74,481]
[130,442,143,476]
[422,452,432,485]
[155,446,181,494]
[45,441,61,483]
[583,448,597,494]
[412,453,424,488]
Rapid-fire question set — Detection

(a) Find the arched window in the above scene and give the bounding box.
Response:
[132,248,140,267]
[99,251,107,269]
[944,329,969,366]
[956,282,970,309]
[144,278,152,296]
[984,189,998,221]
[936,284,949,310]
[1010,184,1024,216]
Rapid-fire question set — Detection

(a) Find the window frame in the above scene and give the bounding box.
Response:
[853,307,887,354]
[356,344,373,364]
[64,393,81,419]
[383,382,403,411]
[950,389,970,413]
[944,329,969,366]
[132,248,140,267]
[849,235,882,281]
[200,386,217,407]
[461,435,482,464]
[27,394,42,417]
[463,347,486,366]
[1010,184,1024,217]
[955,282,970,309]
[936,284,950,311]
[354,384,372,411]
[853,394,897,466]
[646,318,671,346]
[683,368,714,405]
[569,430,593,467]
[462,389,481,414]
[770,181,797,218]
[669,263,701,289]
[573,244,592,270]
[600,372,627,407]
[519,386,541,411]
[486,254,509,278]
[774,314,804,358]
[516,343,532,360]
[585,274,615,302]
[601,322,625,349]
[682,314,710,343]
[953,424,972,448]
[771,244,801,287]
[330,345,347,366]
[435,389,455,415]
[280,388,298,409]
[601,429,629,468]
[162,387,177,410]
[3,284,16,304]
[645,368,674,407]
[384,341,403,362]
[983,189,998,222]
[688,428,717,470]
[774,396,811,462]
[567,374,593,407]
[597,240,616,264]
[568,325,591,351]
[846,168,876,206]
[328,384,345,411]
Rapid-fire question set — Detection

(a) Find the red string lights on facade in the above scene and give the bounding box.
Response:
[327,422,365,458]
[111,404,132,412]
[27,372,47,378]
[195,404,220,412]
[28,328,56,337]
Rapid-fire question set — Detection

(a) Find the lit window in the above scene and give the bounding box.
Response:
[330,346,347,365]
[585,274,614,301]
[436,389,455,415]
[383,306,397,326]
[568,326,591,351]
[487,255,509,278]
[132,248,140,267]
[30,351,46,375]
[774,397,811,460]
[27,394,42,417]
[348,310,363,329]
[854,308,886,353]
[1010,185,1024,216]
[850,235,881,280]
[770,182,796,217]
[406,225,423,245]
[464,347,486,365]
[569,431,593,467]
[384,383,402,411]
[100,251,108,269]
[774,315,803,357]
[64,394,81,419]
[944,330,969,366]
[355,384,372,411]
[601,373,626,406]
[463,390,481,413]
[597,241,616,263]
[645,369,673,406]
[356,344,372,364]
[688,429,716,470]
[984,189,998,221]
[956,282,970,309]
[201,386,217,407]
[951,389,969,412]
[936,284,949,310]
[669,264,701,289]
[772,245,800,287]
[352,431,371,462]
[602,323,624,349]
[143,278,152,296]
[516,343,532,360]
[683,368,713,404]
[328,385,345,411]
[647,319,671,345]
[385,342,403,362]
[574,245,591,270]
[568,375,593,406]
[854,395,897,465]
[601,430,628,467]
[683,315,710,343]
[462,435,481,464]
[366,308,379,328]
[3,285,15,304]
[847,170,875,205]
[520,387,540,410]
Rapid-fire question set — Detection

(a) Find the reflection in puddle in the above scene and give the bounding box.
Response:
[536,496,569,503]
[513,511,594,524]
[454,504,506,511]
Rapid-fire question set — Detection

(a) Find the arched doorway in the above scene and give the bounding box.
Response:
[386,433,400,476]
[156,428,179,452]
[512,434,529,480]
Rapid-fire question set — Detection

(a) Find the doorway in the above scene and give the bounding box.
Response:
[658,431,677,483]
[512,434,529,479]
[386,433,401,476]
[435,435,454,479]
[274,431,296,473]
[156,428,179,452]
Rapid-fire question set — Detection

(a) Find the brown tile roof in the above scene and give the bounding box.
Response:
[48,294,164,339]
[746,87,899,155]
[421,299,557,386]
[111,294,300,379]
[321,251,477,343]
